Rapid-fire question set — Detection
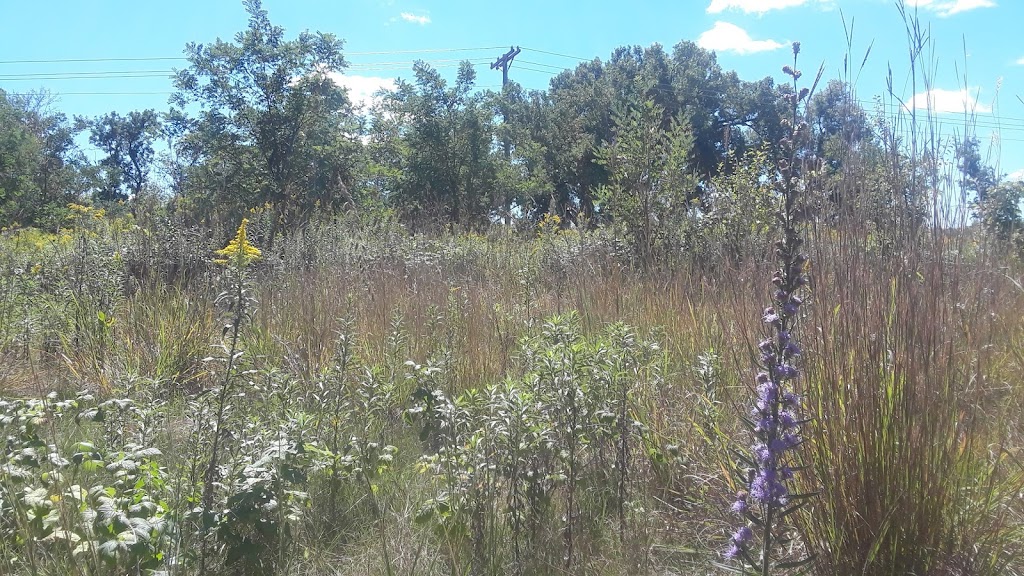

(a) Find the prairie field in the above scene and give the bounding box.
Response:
[3,1,1024,574]
[3,205,1024,575]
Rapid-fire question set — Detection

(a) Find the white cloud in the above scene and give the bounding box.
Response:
[707,0,814,13]
[399,12,431,25]
[905,0,996,17]
[328,74,396,109]
[907,88,992,114]
[697,22,785,55]
[1016,56,1024,65]
[1008,169,1024,182]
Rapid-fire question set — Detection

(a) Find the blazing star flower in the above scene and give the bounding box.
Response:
[732,493,749,514]
[727,40,812,571]
[774,364,799,381]
[779,411,796,429]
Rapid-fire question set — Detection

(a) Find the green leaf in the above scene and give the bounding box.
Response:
[774,554,816,570]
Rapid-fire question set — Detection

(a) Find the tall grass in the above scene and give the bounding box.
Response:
[798,212,1024,573]
[2,209,1024,574]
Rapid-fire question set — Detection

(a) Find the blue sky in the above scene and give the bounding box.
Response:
[2,0,1022,180]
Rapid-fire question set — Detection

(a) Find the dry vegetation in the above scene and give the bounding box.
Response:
[2,200,1024,575]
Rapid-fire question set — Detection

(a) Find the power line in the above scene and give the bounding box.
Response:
[0,47,509,66]
[0,74,175,81]
[2,46,1023,137]
[0,69,175,77]
[6,91,175,96]
[515,66,560,75]
[0,56,185,65]
[0,58,495,80]
[347,46,506,56]
[349,57,492,67]
[517,60,568,71]
[520,47,590,61]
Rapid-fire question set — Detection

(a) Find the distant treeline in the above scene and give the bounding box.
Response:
[2,0,1019,260]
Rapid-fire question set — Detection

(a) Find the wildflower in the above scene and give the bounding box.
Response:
[214,218,262,267]
[726,40,812,571]
[732,493,749,515]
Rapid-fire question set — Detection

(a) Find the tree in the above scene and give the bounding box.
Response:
[486,83,549,225]
[369,61,500,229]
[955,136,996,204]
[808,80,872,167]
[595,99,695,267]
[89,109,161,201]
[0,89,92,228]
[0,92,40,226]
[976,180,1024,244]
[530,41,786,225]
[171,0,359,234]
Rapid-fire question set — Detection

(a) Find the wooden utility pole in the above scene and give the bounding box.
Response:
[491,46,521,87]
[492,46,521,224]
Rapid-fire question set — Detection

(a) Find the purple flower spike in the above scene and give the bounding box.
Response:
[727,47,812,568]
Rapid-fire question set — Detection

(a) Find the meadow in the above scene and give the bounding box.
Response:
[3,5,1024,572]
[3,179,1024,576]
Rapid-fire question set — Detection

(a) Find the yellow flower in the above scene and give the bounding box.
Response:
[537,213,563,237]
[214,218,262,266]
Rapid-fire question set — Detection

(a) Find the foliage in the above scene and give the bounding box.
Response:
[595,98,696,267]
[701,146,777,262]
[88,110,162,202]
[2,201,1024,575]
[0,90,94,229]
[0,393,171,575]
[367,61,500,229]
[409,314,664,572]
[975,179,1024,248]
[3,6,1024,576]
[170,0,360,233]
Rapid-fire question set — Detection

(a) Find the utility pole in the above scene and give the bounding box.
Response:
[490,45,521,87]
[492,46,521,225]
